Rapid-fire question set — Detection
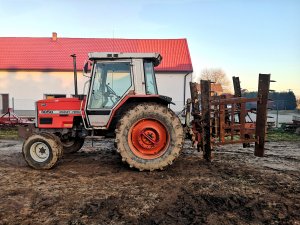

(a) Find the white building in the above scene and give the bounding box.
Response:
[0,34,193,115]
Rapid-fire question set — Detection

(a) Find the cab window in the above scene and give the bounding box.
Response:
[88,62,131,109]
[144,61,158,95]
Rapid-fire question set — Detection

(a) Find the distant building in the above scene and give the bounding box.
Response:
[0,33,193,115]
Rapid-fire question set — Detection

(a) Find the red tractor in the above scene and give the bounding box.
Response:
[21,52,184,171]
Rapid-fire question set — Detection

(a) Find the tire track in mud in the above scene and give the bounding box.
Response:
[0,139,299,224]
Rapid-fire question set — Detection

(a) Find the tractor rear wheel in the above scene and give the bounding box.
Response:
[22,134,62,169]
[115,103,184,171]
[61,137,85,154]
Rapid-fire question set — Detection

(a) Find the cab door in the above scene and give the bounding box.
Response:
[86,61,133,127]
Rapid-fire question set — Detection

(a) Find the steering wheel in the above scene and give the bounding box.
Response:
[105,84,121,104]
[105,84,118,97]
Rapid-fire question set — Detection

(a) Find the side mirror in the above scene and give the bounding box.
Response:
[83,60,92,77]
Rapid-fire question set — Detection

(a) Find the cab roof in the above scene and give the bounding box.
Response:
[88,52,162,66]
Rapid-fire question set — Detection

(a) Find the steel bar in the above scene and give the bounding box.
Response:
[201,80,212,161]
[233,76,242,124]
[230,104,235,140]
[211,97,258,105]
[215,139,257,145]
[233,76,242,98]
[219,104,225,143]
[240,102,246,139]
[185,98,191,127]
[254,74,271,157]
[71,54,78,98]
[214,101,219,138]
[190,82,200,115]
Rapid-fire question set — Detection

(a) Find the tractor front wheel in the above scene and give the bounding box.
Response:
[115,103,184,171]
[22,134,62,169]
[40,132,64,158]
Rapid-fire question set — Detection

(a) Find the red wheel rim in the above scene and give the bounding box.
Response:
[128,118,170,159]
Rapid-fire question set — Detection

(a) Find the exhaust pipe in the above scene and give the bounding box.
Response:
[71,54,78,98]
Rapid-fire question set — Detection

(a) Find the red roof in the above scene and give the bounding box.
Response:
[0,37,193,72]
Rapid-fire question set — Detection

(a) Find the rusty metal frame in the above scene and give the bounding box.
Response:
[188,74,272,161]
[0,108,31,126]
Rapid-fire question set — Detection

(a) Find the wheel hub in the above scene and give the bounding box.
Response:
[138,128,159,149]
[129,119,169,159]
[30,142,50,162]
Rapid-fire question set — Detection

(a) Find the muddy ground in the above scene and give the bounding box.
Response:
[0,138,299,225]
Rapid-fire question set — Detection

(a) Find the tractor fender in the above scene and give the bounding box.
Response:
[106,94,173,130]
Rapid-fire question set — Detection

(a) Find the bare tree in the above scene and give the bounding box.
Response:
[200,68,232,93]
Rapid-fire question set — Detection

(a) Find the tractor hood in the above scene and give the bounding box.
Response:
[37,98,83,114]
[36,98,84,128]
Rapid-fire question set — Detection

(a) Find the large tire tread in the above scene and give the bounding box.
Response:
[39,132,64,158]
[22,134,62,170]
[115,103,184,171]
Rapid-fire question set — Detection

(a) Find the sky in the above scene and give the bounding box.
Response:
[0,0,299,96]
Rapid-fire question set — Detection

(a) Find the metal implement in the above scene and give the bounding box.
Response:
[0,108,32,126]
[187,74,273,160]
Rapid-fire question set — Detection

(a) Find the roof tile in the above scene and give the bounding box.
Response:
[0,37,193,72]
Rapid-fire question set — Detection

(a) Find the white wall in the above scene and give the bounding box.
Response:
[0,71,88,110]
[156,72,192,112]
[0,95,2,112]
[0,71,192,112]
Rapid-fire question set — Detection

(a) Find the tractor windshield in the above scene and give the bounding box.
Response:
[144,61,158,95]
[88,62,132,109]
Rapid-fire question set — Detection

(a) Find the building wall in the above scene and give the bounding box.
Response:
[0,70,192,114]
[0,71,88,111]
[156,73,192,112]
[0,95,2,113]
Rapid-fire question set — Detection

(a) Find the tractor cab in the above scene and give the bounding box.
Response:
[82,52,165,128]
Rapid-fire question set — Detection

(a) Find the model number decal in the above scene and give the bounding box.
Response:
[39,110,81,114]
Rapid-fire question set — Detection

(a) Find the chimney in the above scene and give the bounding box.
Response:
[52,32,57,41]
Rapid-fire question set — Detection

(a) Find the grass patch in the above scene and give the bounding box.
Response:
[0,127,19,139]
[267,129,300,142]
